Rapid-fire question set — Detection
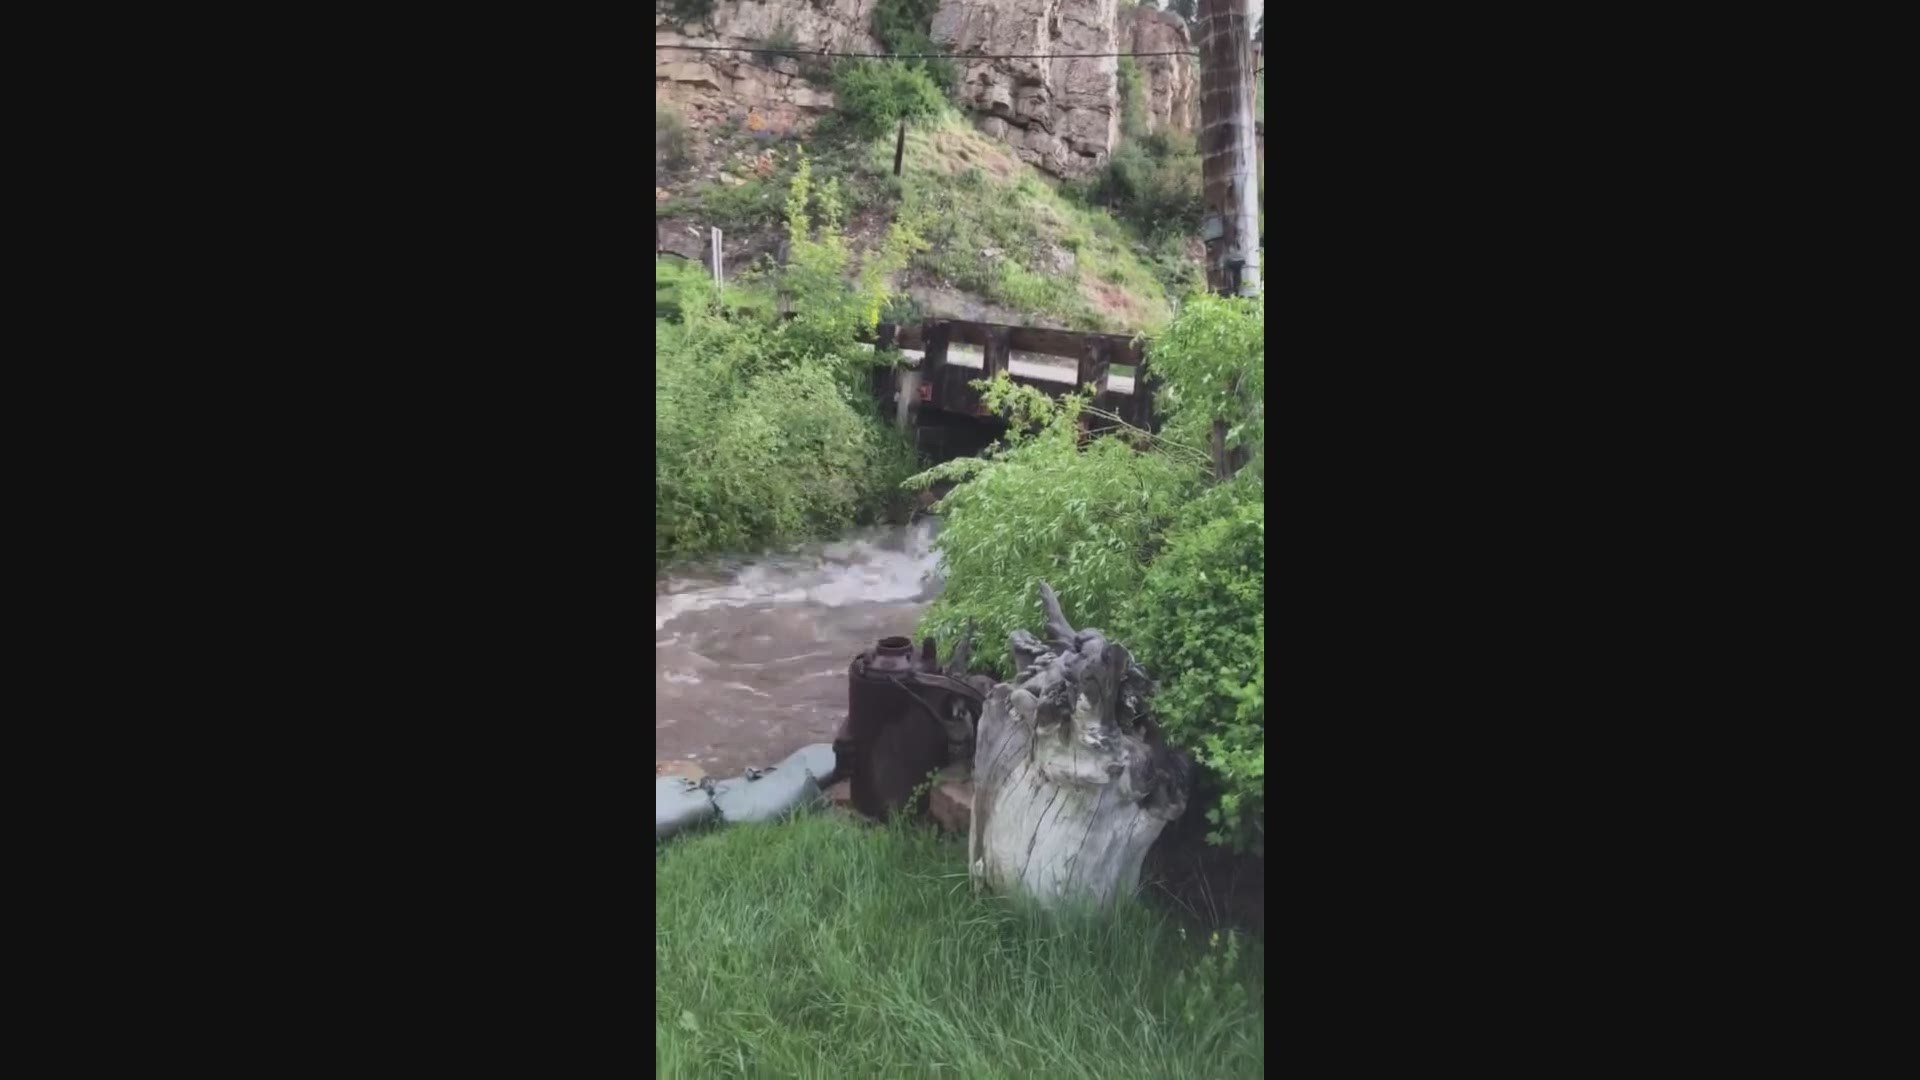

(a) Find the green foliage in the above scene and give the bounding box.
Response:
[869,0,957,89]
[779,152,928,359]
[831,59,947,139]
[1082,130,1205,241]
[1117,57,1149,139]
[655,159,924,565]
[656,814,1265,1076]
[655,103,692,173]
[1147,290,1264,472]
[1145,230,1202,297]
[653,255,710,321]
[900,125,1172,331]
[916,294,1267,851]
[1170,927,1253,1031]
[664,173,788,233]
[1128,481,1265,853]
[664,0,713,29]
[909,380,1202,677]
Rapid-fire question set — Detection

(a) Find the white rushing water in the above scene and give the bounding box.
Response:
[655,520,944,774]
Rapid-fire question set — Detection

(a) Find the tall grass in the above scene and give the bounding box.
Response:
[656,814,1264,1077]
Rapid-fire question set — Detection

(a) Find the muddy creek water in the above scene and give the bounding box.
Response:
[655,520,943,776]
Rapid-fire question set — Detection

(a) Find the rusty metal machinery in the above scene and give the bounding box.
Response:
[835,636,986,820]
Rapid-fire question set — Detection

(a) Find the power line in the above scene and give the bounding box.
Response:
[656,44,1200,60]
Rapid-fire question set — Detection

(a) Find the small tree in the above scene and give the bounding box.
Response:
[831,60,946,139]
[778,152,926,366]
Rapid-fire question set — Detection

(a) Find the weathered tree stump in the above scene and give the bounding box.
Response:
[967,582,1192,908]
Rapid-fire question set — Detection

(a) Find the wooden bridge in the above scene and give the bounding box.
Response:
[869,319,1154,457]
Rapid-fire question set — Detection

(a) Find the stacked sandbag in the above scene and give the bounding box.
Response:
[655,743,841,839]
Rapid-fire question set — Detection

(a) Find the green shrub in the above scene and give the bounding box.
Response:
[668,174,787,233]
[1129,482,1265,854]
[911,293,1266,853]
[655,158,923,565]
[653,255,710,320]
[870,0,957,89]
[1117,57,1149,139]
[1146,289,1264,474]
[831,59,947,138]
[1085,132,1205,241]
[909,380,1202,677]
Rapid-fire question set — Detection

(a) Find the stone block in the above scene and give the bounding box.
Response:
[659,61,725,92]
[930,778,973,834]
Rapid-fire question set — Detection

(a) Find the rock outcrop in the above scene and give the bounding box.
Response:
[932,0,1120,177]
[655,0,1199,174]
[654,0,878,135]
[1119,4,1199,136]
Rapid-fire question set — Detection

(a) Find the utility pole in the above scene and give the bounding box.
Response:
[1196,0,1260,298]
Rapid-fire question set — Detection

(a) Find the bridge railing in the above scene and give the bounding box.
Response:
[875,319,1154,431]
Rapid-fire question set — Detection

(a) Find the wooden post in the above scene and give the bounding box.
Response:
[1078,337,1111,396]
[894,116,907,177]
[984,326,1010,381]
[924,322,951,415]
[925,321,951,368]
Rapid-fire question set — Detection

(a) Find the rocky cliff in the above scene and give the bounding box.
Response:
[654,0,877,135]
[1120,4,1199,137]
[931,0,1120,177]
[656,1,1197,174]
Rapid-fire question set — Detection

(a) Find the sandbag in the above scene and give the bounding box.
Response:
[657,777,717,840]
[712,767,824,825]
[777,743,840,787]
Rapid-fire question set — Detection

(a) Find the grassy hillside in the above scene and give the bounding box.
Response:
[656,112,1188,333]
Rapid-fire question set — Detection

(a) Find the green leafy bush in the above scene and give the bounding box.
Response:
[912,292,1266,850]
[870,0,957,89]
[1083,130,1204,241]
[1117,57,1149,139]
[1146,290,1264,475]
[653,255,710,321]
[1128,481,1265,854]
[832,59,947,139]
[655,157,923,565]
[909,380,1202,677]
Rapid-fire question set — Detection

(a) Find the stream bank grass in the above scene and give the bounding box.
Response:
[655,813,1263,1078]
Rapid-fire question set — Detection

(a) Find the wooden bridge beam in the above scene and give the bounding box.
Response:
[984,326,1010,382]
